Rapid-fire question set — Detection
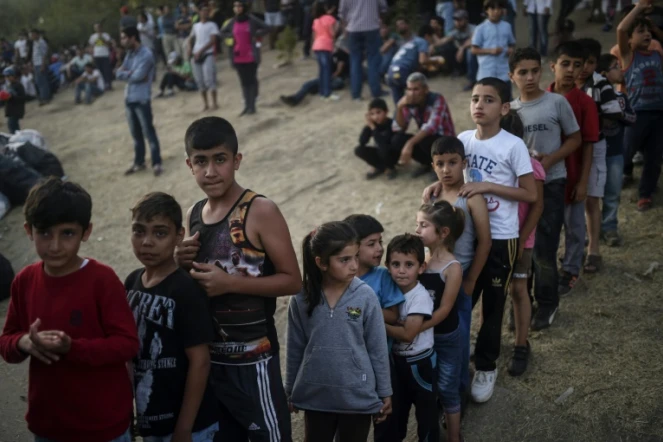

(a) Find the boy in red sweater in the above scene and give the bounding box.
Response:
[0,177,139,442]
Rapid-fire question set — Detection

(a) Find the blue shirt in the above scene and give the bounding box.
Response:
[360,266,405,309]
[389,36,429,73]
[624,50,663,111]
[471,19,515,82]
[116,45,156,103]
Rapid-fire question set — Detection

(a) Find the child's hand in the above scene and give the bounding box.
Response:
[17,319,62,364]
[572,180,588,203]
[175,231,201,268]
[288,402,299,414]
[422,181,443,203]
[190,261,232,296]
[374,397,392,424]
[458,182,492,198]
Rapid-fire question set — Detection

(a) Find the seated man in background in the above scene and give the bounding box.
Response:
[74,62,104,104]
[430,9,477,90]
[157,51,197,97]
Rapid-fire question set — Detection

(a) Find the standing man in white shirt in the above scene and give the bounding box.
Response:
[14,31,29,65]
[189,4,220,111]
[89,23,113,90]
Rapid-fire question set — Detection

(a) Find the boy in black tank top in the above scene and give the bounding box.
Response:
[175,117,302,442]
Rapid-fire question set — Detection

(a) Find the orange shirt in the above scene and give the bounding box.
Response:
[610,40,663,92]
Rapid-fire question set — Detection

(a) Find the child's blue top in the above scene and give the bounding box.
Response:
[471,19,515,82]
[624,50,663,112]
[360,266,405,309]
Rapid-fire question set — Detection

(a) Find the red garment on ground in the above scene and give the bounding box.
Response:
[0,259,139,442]
[547,83,600,203]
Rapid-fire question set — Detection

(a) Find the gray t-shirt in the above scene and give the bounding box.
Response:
[510,91,579,182]
[448,24,476,48]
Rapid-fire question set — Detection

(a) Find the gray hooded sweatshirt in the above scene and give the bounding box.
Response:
[285,278,392,414]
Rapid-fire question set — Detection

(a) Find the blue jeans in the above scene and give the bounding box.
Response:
[455,286,472,394]
[143,422,219,442]
[35,428,131,442]
[528,13,550,56]
[6,116,20,134]
[75,82,103,104]
[315,50,332,97]
[348,29,382,99]
[601,154,624,232]
[465,48,478,83]
[379,45,397,78]
[436,2,456,35]
[125,101,162,166]
[34,66,51,102]
[292,77,344,104]
[386,66,408,107]
[433,328,461,415]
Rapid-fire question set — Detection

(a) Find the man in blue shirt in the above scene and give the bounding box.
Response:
[386,20,434,106]
[116,26,163,177]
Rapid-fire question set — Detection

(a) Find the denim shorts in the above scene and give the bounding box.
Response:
[35,428,131,442]
[433,327,462,414]
[143,422,219,442]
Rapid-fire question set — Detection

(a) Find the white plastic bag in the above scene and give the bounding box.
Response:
[8,129,48,151]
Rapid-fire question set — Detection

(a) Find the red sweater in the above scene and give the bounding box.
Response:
[0,259,139,442]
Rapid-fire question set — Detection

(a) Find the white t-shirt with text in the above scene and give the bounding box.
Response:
[88,33,112,57]
[191,21,220,56]
[392,282,434,357]
[459,129,533,239]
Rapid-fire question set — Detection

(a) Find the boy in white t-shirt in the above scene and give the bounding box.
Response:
[424,76,536,404]
[189,4,220,111]
[384,233,438,442]
[74,63,104,104]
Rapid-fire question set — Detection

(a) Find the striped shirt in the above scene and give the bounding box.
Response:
[392,92,456,137]
[32,38,48,67]
[580,72,623,140]
[339,0,387,33]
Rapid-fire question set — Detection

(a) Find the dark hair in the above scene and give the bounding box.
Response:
[313,1,327,18]
[509,46,541,72]
[131,192,183,230]
[122,26,141,42]
[24,177,92,231]
[302,221,359,316]
[30,29,40,35]
[430,16,445,29]
[418,200,465,249]
[474,77,511,103]
[386,233,425,265]
[431,136,466,159]
[185,116,239,155]
[139,12,148,21]
[343,214,384,241]
[576,38,601,61]
[597,53,618,74]
[368,97,388,112]
[500,110,524,139]
[552,40,586,61]
[627,17,651,37]
[484,0,506,10]
[418,24,434,37]
[85,62,96,69]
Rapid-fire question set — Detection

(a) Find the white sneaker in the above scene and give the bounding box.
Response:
[471,369,497,403]
[633,151,644,165]
[328,94,340,101]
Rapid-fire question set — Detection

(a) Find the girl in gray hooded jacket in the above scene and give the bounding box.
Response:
[286,221,392,442]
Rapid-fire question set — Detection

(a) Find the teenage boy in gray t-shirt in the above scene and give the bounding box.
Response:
[508,47,581,331]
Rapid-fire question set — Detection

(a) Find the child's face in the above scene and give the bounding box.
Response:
[603,59,624,85]
[415,212,446,248]
[319,243,359,283]
[509,59,542,95]
[630,24,652,51]
[578,56,597,82]
[470,84,509,126]
[25,222,92,276]
[388,251,425,292]
[358,232,384,269]
[369,107,388,126]
[131,215,184,268]
[186,145,242,200]
[551,54,584,88]
[432,153,466,186]
[486,6,503,22]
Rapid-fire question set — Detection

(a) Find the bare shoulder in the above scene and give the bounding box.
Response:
[250,196,284,219]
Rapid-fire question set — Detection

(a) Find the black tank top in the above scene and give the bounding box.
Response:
[189,190,277,365]
[419,261,459,335]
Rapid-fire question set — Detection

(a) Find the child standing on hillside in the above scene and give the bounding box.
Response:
[415,201,465,442]
[286,221,392,441]
[0,66,26,134]
[312,1,339,101]
[354,98,397,180]
[617,0,663,211]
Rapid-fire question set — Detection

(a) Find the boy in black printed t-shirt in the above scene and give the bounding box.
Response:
[125,192,219,442]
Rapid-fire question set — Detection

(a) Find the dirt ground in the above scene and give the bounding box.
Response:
[1,9,663,442]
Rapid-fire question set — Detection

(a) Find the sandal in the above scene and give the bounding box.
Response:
[583,255,602,274]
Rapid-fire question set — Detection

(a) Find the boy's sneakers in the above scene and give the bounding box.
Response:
[327,94,340,101]
[637,198,653,212]
[601,230,622,247]
[531,305,558,331]
[558,271,578,297]
[508,341,531,377]
[471,369,497,403]
[280,95,297,107]
[153,164,163,177]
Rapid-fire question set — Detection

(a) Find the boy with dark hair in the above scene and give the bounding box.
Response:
[508,47,582,329]
[384,233,439,442]
[126,192,219,442]
[354,98,398,180]
[617,2,663,212]
[424,76,536,403]
[175,116,301,441]
[596,53,636,246]
[471,1,515,90]
[0,66,26,133]
[547,41,600,296]
[0,177,139,442]
[74,62,105,105]
[573,37,623,275]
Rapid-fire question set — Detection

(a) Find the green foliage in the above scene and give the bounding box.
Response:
[389,0,419,28]
[276,25,297,63]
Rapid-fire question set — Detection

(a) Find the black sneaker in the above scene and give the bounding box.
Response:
[280,95,297,107]
[124,164,146,175]
[508,341,531,377]
[558,271,578,297]
[531,305,558,331]
[366,169,384,180]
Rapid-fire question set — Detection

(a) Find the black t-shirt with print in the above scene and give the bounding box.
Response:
[125,268,218,437]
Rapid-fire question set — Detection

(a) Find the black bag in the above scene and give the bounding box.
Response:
[0,253,14,301]
[0,154,42,205]
[14,142,65,178]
